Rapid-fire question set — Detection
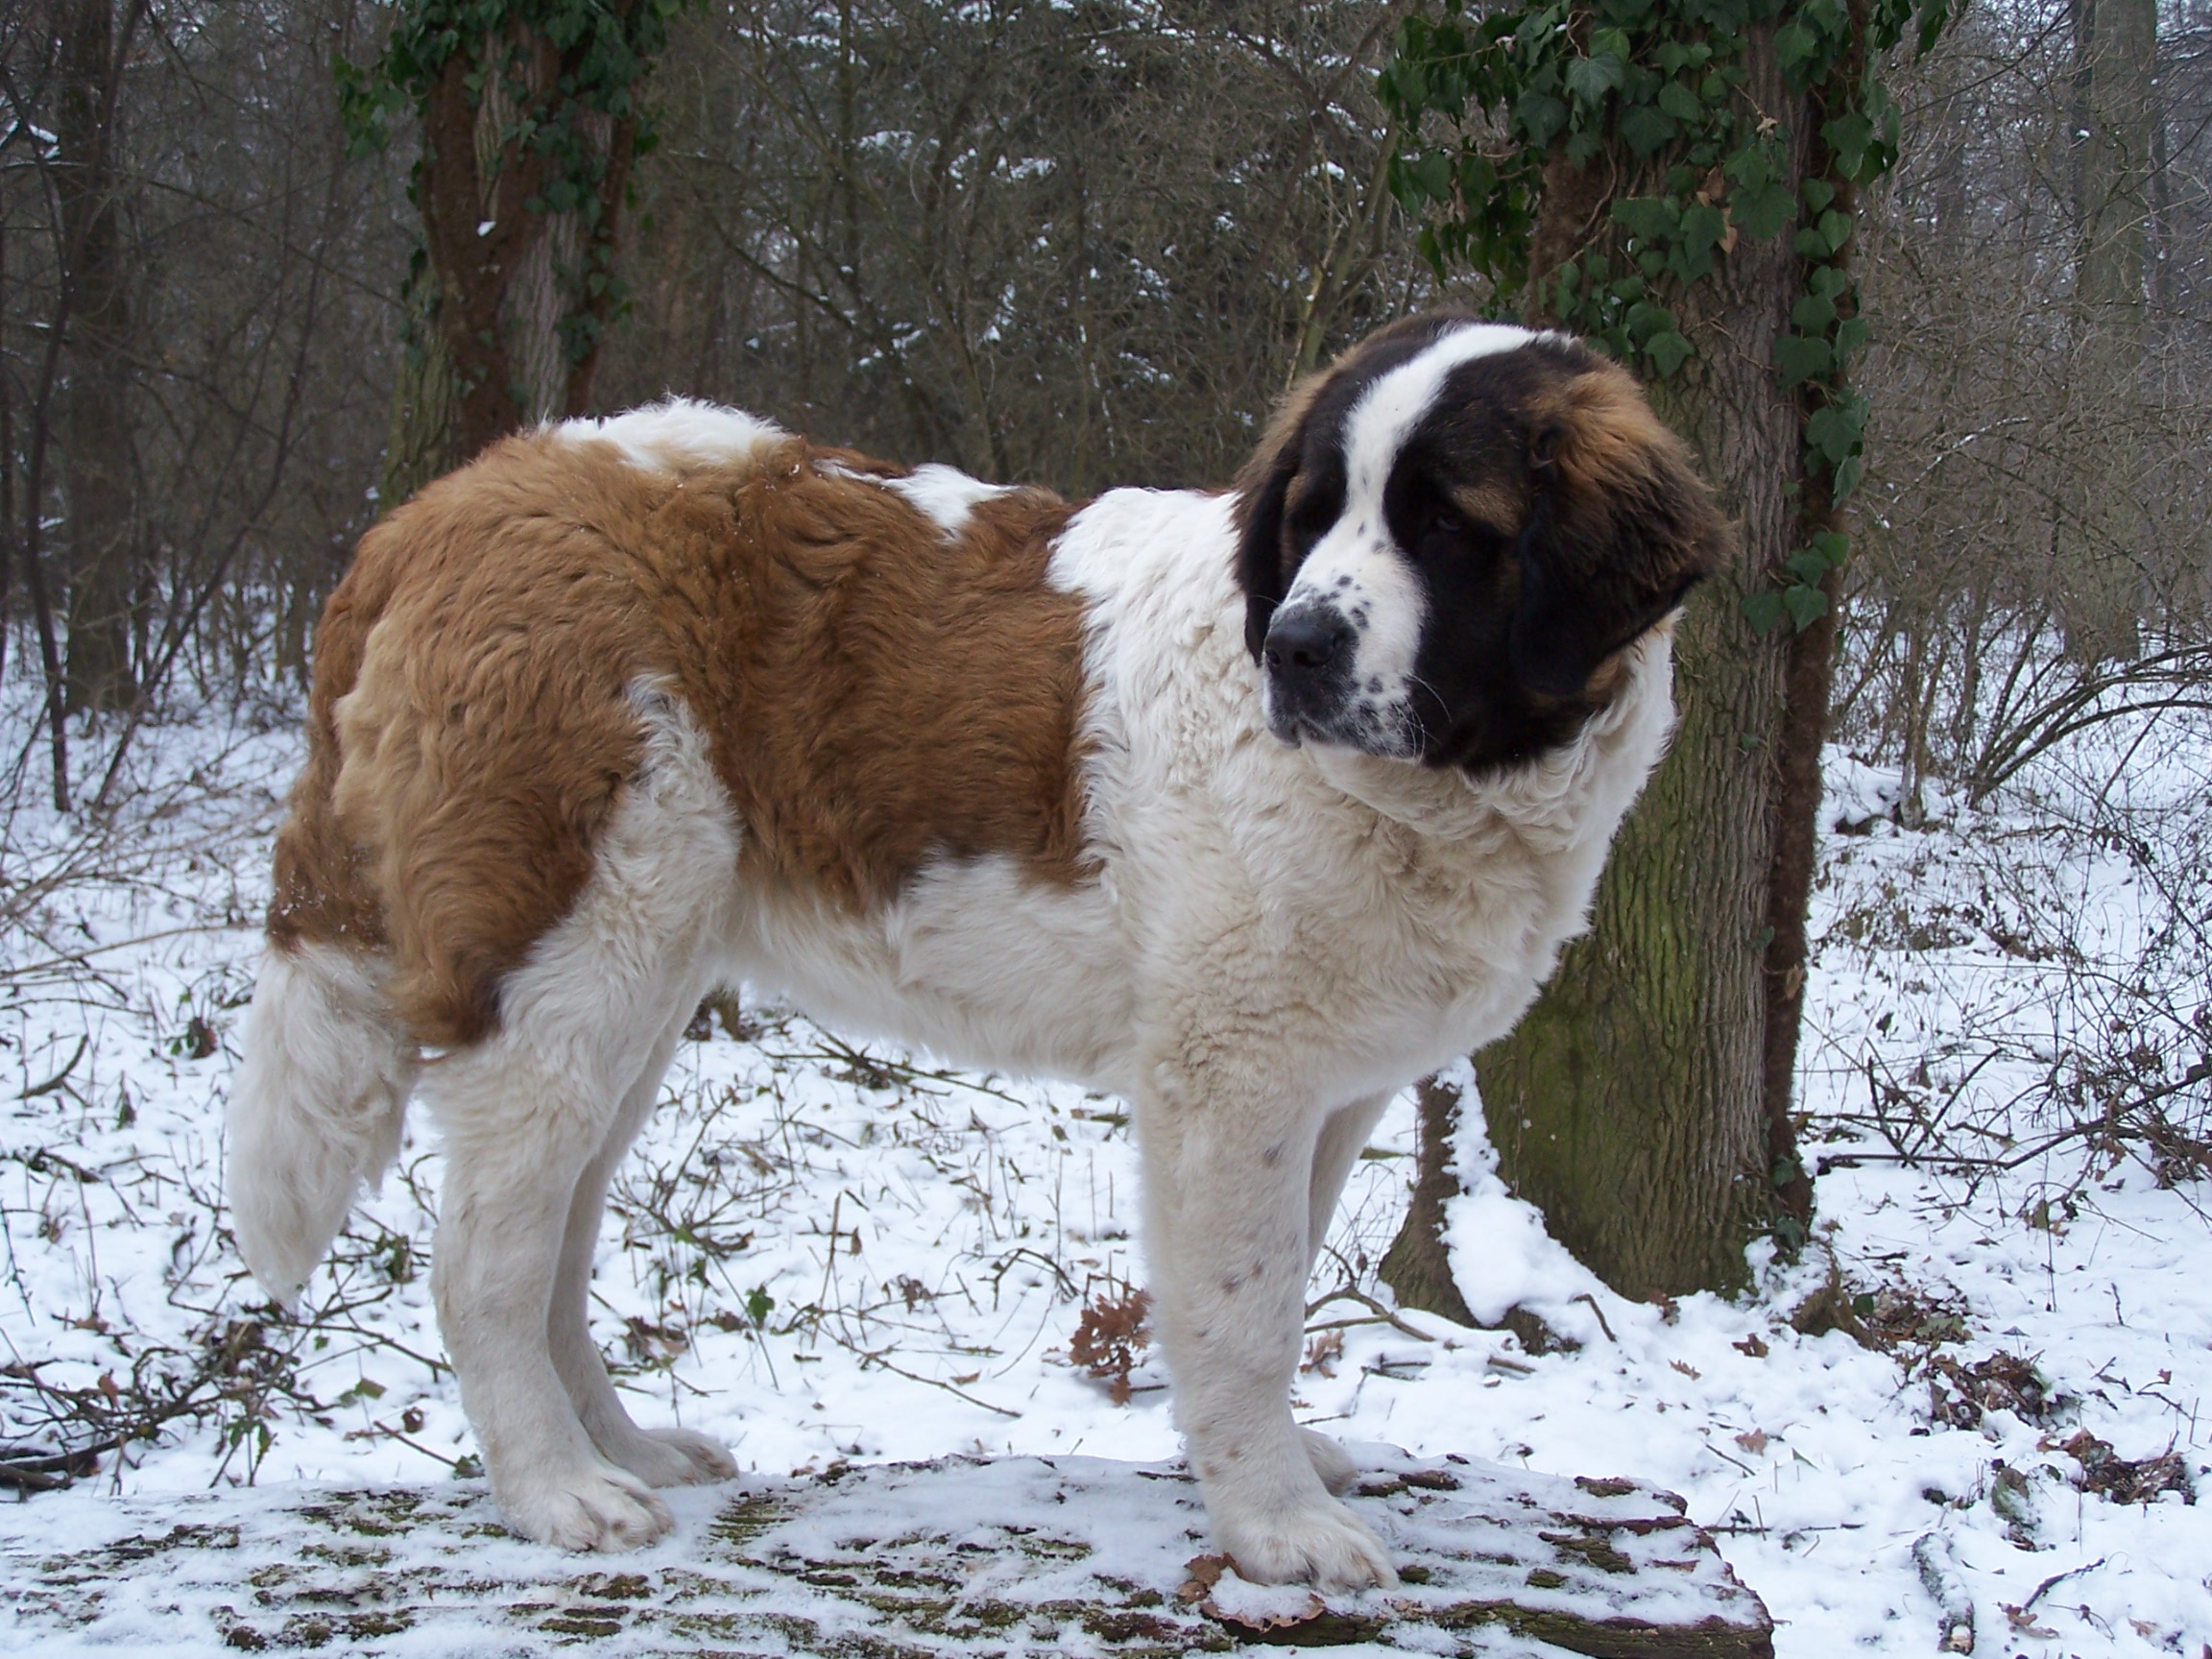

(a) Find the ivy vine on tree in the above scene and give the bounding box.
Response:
[335,0,695,488]
[1379,0,1952,637]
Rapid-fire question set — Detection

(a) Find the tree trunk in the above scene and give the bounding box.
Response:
[379,316,462,511]
[405,22,640,481]
[56,0,140,714]
[1470,27,1810,1301]
[2063,0,2155,661]
[1376,1076,1476,1326]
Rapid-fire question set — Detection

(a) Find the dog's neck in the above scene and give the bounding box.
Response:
[1306,632,1674,851]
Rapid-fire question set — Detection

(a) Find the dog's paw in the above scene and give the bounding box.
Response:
[583,1414,737,1488]
[1220,1496,1398,1591]
[498,1459,676,1552]
[635,1426,738,1486]
[1298,1427,1358,1496]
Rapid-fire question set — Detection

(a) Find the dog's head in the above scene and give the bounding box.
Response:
[1233,316,1725,772]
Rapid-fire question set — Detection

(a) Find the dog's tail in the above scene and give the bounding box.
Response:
[228,940,415,1307]
[228,549,416,1309]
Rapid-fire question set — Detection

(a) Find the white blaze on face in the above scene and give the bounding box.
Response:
[1275,324,1547,753]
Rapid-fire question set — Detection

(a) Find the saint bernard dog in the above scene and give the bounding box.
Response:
[229,314,1722,1588]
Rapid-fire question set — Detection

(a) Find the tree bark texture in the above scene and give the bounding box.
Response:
[56,0,141,713]
[414,23,638,474]
[2062,0,2156,661]
[1472,26,1809,1300]
[1762,4,1881,1241]
[380,317,462,513]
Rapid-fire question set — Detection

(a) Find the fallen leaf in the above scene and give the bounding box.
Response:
[1670,1359,1701,1380]
[1179,1552,1234,1603]
[1201,1590,1329,1633]
[1734,1429,1768,1455]
[2001,1603,2057,1638]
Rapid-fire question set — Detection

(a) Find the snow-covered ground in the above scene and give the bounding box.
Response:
[2,677,2206,1656]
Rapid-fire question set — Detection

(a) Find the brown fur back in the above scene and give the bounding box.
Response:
[271,429,1087,1050]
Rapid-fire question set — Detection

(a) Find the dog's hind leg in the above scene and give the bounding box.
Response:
[421,692,737,1551]
[548,1010,738,1488]
[1295,1092,1391,1497]
[1303,1093,1391,1284]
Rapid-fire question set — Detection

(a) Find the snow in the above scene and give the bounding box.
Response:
[1,673,2207,1656]
[0,1449,1766,1655]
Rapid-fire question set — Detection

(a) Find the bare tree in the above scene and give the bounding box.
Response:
[611,1,1425,493]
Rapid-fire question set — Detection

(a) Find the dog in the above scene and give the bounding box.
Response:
[228,313,1721,1588]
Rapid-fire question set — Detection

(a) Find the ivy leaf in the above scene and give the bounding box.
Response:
[1725,142,1774,189]
[1800,178,1837,213]
[1743,590,1788,636]
[1806,400,1865,466]
[1679,202,1728,259]
[1413,150,1454,202]
[1805,0,1851,40]
[1783,584,1830,630]
[1734,180,1794,239]
[1618,103,1678,156]
[1775,20,1816,66]
[1916,0,1955,56]
[1810,530,1851,565]
[1645,328,1694,377]
[1785,548,1831,586]
[1415,224,1446,278]
[1775,333,1832,386]
[1657,80,1704,123]
[1822,111,1875,177]
[1625,299,1674,340]
[1517,89,1569,148]
[1567,52,1627,106]
[1833,314,1871,363]
[1832,453,1864,500]
[1613,197,1677,242]
[1386,154,1428,211]
[1791,292,1838,331]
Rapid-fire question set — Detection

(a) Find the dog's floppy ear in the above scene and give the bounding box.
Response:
[1232,373,1326,663]
[1512,361,1727,699]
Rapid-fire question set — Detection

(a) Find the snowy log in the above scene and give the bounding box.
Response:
[3,1448,1771,1656]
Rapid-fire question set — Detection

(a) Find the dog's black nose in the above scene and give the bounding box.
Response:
[1263,607,1354,686]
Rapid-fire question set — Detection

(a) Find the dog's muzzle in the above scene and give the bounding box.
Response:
[1262,603,1358,744]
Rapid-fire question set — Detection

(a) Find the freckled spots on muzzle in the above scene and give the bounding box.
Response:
[1261,602,1355,743]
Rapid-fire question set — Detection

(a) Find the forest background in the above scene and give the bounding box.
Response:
[2,5,2211,1649]
[4,0,2205,798]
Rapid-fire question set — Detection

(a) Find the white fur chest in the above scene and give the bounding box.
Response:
[1052,488,1675,1109]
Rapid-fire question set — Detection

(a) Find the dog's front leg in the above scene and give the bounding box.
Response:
[1138,1069,1397,1590]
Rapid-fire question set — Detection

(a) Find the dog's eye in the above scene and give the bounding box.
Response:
[1426,506,1467,541]
[1289,480,1344,540]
